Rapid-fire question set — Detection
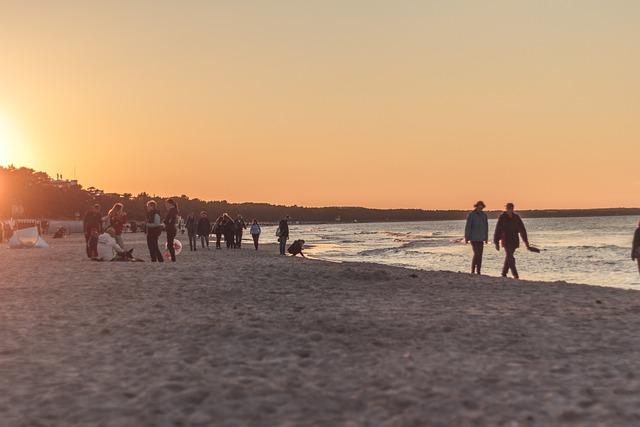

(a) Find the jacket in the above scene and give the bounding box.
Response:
[164,207,178,231]
[146,209,162,236]
[464,210,488,242]
[97,233,124,261]
[493,212,528,248]
[279,219,289,238]
[250,224,261,235]
[197,217,212,236]
[109,211,128,235]
[83,210,103,234]
[185,217,197,234]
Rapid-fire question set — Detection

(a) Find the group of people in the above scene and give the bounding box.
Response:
[464,201,531,278]
[82,200,302,262]
[184,212,259,251]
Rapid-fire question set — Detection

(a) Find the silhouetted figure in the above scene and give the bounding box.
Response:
[494,203,529,279]
[222,213,236,249]
[235,215,247,248]
[278,215,291,255]
[213,216,224,249]
[146,200,164,262]
[186,212,197,251]
[197,211,212,250]
[465,200,489,274]
[83,204,103,258]
[632,219,640,274]
[164,199,179,261]
[287,239,306,257]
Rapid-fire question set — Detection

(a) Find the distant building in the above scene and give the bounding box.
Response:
[50,179,79,188]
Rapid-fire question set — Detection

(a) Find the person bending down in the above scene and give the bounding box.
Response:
[96,227,125,261]
[287,239,306,257]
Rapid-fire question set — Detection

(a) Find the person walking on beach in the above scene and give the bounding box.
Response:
[108,203,128,250]
[185,212,197,251]
[83,204,103,258]
[213,216,224,249]
[146,200,164,262]
[197,211,212,250]
[278,215,291,255]
[494,203,530,279]
[164,199,179,261]
[465,201,489,275]
[222,213,236,249]
[632,219,640,274]
[235,214,247,248]
[250,219,261,250]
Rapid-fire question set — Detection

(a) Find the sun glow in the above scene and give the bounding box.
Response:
[0,112,29,167]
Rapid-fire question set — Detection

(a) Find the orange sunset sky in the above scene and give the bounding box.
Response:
[1,1,638,210]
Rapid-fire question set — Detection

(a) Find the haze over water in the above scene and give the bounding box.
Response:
[293,216,640,289]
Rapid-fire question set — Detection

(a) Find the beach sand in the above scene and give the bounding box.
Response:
[2,232,640,426]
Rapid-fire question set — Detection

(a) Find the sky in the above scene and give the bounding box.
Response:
[1,1,639,210]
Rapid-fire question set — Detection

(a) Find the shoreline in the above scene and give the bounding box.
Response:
[2,234,640,426]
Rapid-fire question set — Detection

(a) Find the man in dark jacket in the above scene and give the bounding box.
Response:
[278,215,291,255]
[83,204,103,258]
[234,215,247,248]
[493,203,529,279]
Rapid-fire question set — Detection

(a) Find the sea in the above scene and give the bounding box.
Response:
[281,215,640,290]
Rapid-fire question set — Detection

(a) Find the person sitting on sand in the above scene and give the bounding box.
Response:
[632,219,640,274]
[287,239,306,257]
[96,227,125,261]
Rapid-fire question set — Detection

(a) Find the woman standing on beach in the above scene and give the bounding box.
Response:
[632,219,640,274]
[185,212,197,251]
[146,200,164,262]
[213,216,224,249]
[108,203,128,250]
[164,199,179,261]
[250,219,261,250]
[464,201,489,275]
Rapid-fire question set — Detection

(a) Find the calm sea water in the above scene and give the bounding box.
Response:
[281,216,640,289]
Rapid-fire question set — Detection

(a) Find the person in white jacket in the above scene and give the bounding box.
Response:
[96,227,125,261]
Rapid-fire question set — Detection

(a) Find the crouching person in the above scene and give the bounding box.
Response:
[96,227,125,261]
[287,239,306,257]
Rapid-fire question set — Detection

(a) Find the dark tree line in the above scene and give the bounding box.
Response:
[2,166,639,223]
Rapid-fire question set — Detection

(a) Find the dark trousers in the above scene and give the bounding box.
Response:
[502,246,518,278]
[188,232,197,250]
[200,235,209,248]
[215,233,222,248]
[225,232,235,249]
[470,241,484,274]
[235,231,243,248]
[279,236,288,255]
[84,232,98,258]
[252,234,259,250]
[147,232,164,262]
[166,228,177,261]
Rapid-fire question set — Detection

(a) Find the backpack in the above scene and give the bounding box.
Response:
[275,227,282,237]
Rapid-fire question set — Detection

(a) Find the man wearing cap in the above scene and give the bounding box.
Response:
[494,203,529,279]
[465,201,489,274]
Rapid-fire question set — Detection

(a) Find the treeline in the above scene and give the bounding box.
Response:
[1,166,639,223]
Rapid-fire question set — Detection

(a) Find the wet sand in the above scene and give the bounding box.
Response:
[1,233,640,426]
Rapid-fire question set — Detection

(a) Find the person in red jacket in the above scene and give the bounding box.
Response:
[108,203,128,250]
[493,203,529,279]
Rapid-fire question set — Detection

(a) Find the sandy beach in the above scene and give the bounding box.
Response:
[2,232,640,426]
